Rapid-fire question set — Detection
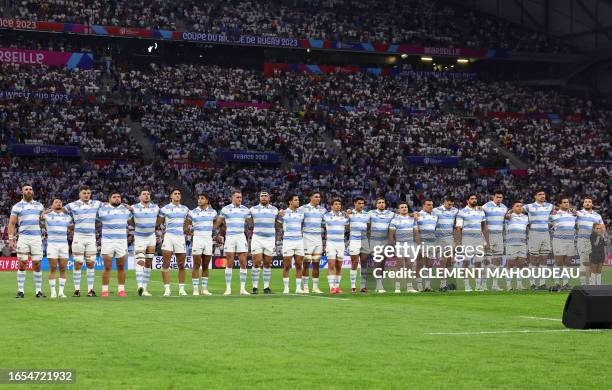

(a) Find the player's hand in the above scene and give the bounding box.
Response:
[551,209,557,215]
[278,209,285,217]
[8,239,16,251]
[412,212,419,220]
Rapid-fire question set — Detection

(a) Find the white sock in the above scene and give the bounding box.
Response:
[164,283,170,291]
[313,278,319,289]
[136,264,144,288]
[143,268,151,289]
[251,267,260,289]
[395,281,401,290]
[296,278,302,290]
[562,267,569,285]
[350,269,357,288]
[337,274,342,289]
[589,274,596,285]
[596,273,602,285]
[302,275,309,289]
[375,278,383,290]
[463,278,470,290]
[360,271,367,288]
[17,270,26,292]
[263,267,271,288]
[102,285,109,292]
[87,268,95,291]
[239,269,247,290]
[424,277,431,289]
[202,277,208,290]
[440,278,447,288]
[33,271,41,292]
[283,277,289,289]
[73,269,82,290]
[328,274,335,288]
[529,265,536,285]
[49,277,56,291]
[118,284,125,292]
[417,278,423,290]
[179,283,185,291]
[539,265,546,286]
[192,277,200,291]
[225,268,232,290]
[59,277,66,293]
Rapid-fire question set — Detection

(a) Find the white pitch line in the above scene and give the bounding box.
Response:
[425,329,612,336]
[288,293,351,301]
[517,316,560,322]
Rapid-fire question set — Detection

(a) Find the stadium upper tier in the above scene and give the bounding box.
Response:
[11,0,569,53]
[0,62,609,230]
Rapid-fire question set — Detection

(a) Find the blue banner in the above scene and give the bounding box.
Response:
[406,156,460,167]
[216,150,280,163]
[11,143,80,157]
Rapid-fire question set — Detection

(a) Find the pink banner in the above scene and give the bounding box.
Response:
[0,47,92,69]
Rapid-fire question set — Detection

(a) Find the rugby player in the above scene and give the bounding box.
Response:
[8,185,45,298]
[504,201,529,290]
[324,198,348,294]
[98,191,132,297]
[299,192,326,294]
[347,197,370,293]
[43,198,73,298]
[388,202,420,293]
[417,199,438,292]
[369,197,395,293]
[523,189,554,290]
[549,197,577,291]
[131,187,159,296]
[185,193,217,295]
[278,194,305,294]
[455,194,489,292]
[433,196,458,291]
[576,197,605,285]
[158,189,190,296]
[482,191,508,291]
[248,191,278,294]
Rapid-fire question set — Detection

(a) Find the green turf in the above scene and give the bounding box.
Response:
[1,268,612,389]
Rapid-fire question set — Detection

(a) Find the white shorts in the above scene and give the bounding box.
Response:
[250,235,276,257]
[72,235,97,258]
[528,231,551,256]
[348,239,368,256]
[224,234,248,253]
[506,245,527,260]
[436,235,455,253]
[192,235,214,256]
[162,234,186,254]
[303,235,323,256]
[134,234,156,252]
[576,238,592,265]
[487,233,504,256]
[101,239,128,258]
[363,238,388,255]
[16,236,43,260]
[326,242,345,260]
[46,242,69,259]
[282,239,304,257]
[462,236,485,262]
[552,238,576,257]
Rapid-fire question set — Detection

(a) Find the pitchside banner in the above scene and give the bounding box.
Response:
[0,256,133,271]
[151,255,353,269]
[0,47,93,69]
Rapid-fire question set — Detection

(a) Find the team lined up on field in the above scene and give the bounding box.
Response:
[7,184,606,298]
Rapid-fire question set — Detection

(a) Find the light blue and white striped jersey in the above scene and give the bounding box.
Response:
[280,208,304,241]
[159,203,189,237]
[505,213,528,245]
[44,211,72,244]
[389,214,417,243]
[132,202,159,237]
[10,200,44,236]
[369,209,394,240]
[482,201,508,234]
[417,210,438,242]
[523,202,554,233]
[97,204,132,240]
[65,199,102,236]
[299,203,326,238]
[324,211,348,244]
[249,204,278,238]
[349,210,370,241]
[188,206,217,238]
[549,210,577,240]
[433,205,458,238]
[576,209,604,239]
[220,204,250,237]
[456,207,485,238]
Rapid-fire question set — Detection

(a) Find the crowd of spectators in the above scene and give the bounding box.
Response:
[11,0,569,53]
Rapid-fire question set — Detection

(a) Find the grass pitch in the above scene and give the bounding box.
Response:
[1,268,612,389]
